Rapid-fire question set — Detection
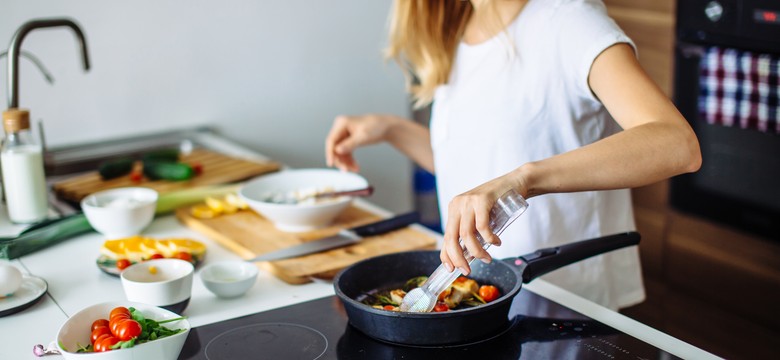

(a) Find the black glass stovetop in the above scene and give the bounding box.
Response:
[178,290,679,360]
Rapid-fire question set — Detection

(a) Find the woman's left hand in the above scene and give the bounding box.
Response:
[440,173,527,275]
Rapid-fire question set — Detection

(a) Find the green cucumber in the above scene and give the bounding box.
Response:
[98,157,134,180]
[143,162,194,181]
[141,148,180,163]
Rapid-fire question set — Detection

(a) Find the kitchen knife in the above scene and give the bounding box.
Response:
[247,212,420,262]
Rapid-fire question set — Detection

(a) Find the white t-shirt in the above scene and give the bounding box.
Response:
[430,0,645,310]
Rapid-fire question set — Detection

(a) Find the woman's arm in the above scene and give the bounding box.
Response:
[325,114,435,173]
[521,43,701,197]
[440,43,702,274]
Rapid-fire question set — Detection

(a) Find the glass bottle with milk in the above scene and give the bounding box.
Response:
[1,109,48,223]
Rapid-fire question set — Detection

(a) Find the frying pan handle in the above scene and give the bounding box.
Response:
[516,231,640,283]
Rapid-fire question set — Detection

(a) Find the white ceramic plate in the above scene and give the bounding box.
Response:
[0,275,47,317]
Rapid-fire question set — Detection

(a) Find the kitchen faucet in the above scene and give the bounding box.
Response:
[6,18,90,108]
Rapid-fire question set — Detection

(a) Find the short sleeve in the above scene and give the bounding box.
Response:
[551,0,636,102]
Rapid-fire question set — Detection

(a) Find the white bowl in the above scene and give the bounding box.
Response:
[56,301,190,360]
[239,168,368,232]
[120,259,194,314]
[81,187,158,239]
[199,261,258,298]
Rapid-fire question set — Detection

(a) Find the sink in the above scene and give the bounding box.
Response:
[44,126,216,177]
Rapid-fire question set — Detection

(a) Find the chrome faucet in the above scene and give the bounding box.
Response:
[6,18,90,108]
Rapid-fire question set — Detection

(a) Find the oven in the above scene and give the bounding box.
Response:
[670,0,780,240]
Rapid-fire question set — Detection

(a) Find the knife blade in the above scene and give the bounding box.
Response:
[247,211,420,262]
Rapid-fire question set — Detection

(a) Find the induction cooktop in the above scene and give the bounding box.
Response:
[178,290,679,360]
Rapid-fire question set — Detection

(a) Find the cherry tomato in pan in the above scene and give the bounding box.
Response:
[148,253,164,260]
[91,326,111,344]
[478,285,500,303]
[383,305,395,311]
[116,259,132,271]
[91,319,109,332]
[433,302,450,312]
[114,319,142,341]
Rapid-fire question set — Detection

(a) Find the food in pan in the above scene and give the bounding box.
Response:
[361,276,501,312]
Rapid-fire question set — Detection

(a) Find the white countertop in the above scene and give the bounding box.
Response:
[0,134,721,360]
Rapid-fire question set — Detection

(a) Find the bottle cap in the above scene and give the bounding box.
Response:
[3,108,31,133]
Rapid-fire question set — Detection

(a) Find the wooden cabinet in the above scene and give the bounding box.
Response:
[604,1,780,359]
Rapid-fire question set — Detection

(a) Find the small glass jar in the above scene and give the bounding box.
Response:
[1,109,48,223]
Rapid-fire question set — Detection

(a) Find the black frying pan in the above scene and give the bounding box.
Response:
[333,231,640,346]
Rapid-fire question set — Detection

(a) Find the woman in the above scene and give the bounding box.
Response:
[325,0,701,310]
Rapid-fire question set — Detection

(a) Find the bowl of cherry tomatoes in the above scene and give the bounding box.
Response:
[56,302,190,359]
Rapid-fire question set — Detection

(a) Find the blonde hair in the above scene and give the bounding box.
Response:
[385,1,474,108]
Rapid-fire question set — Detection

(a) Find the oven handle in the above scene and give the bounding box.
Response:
[677,42,706,59]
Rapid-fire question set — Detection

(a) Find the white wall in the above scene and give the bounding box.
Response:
[0,0,413,213]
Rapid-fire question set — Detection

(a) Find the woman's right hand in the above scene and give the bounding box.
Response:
[325,114,399,172]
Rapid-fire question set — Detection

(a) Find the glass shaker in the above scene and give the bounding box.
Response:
[401,189,529,312]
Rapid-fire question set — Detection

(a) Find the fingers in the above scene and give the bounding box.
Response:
[460,205,493,265]
[441,191,506,275]
[442,209,460,273]
[325,116,360,172]
[442,200,489,276]
[325,116,348,168]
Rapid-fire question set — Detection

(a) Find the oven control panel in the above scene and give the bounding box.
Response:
[678,0,780,53]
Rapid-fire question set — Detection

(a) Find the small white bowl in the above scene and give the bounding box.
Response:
[239,168,368,232]
[120,259,193,314]
[56,301,190,360]
[199,261,258,298]
[81,187,158,239]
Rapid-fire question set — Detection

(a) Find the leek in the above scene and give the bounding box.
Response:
[0,184,244,259]
[155,184,242,214]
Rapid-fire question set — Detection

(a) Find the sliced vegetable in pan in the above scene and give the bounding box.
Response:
[362,275,500,312]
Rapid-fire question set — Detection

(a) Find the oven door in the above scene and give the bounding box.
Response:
[670,43,779,239]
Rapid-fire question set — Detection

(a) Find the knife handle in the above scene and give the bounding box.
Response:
[351,212,420,237]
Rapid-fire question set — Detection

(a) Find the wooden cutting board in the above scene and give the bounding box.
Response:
[53,149,281,203]
[175,205,437,284]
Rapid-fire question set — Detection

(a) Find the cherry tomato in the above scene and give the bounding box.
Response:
[478,285,500,302]
[114,319,142,341]
[91,326,112,344]
[382,305,395,311]
[92,334,112,351]
[433,302,449,312]
[129,170,142,183]
[148,253,164,260]
[453,276,468,284]
[91,319,109,332]
[95,335,119,352]
[109,307,131,319]
[110,315,131,336]
[116,259,131,270]
[110,312,130,322]
[174,251,192,262]
[109,308,132,336]
[192,163,203,176]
